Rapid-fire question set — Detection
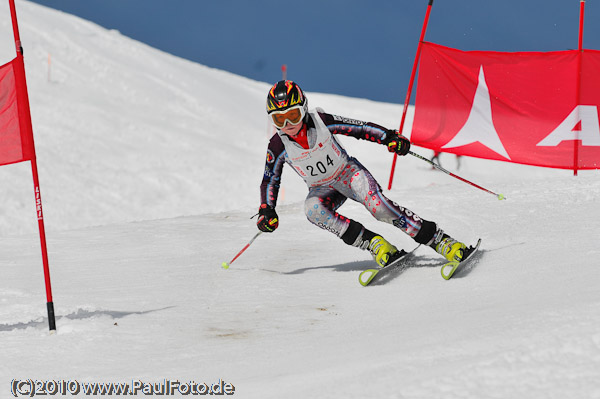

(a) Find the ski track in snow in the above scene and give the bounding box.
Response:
[0,1,599,398]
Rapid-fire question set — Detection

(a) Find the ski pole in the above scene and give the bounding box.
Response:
[388,0,435,190]
[409,151,506,200]
[221,231,263,269]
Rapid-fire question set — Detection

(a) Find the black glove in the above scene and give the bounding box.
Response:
[257,204,279,233]
[385,131,411,156]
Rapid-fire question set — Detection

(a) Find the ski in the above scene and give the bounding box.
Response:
[358,246,419,287]
[440,238,482,280]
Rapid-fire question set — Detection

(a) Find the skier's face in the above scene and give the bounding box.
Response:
[281,121,303,136]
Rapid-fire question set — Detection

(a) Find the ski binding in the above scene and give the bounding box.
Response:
[440,238,482,280]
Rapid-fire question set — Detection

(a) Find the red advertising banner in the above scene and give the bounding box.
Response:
[411,42,600,170]
[0,57,34,166]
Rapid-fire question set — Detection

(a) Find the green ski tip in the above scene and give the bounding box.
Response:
[441,261,460,280]
[359,269,380,287]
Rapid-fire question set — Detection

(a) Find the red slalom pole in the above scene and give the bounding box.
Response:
[578,0,585,51]
[9,0,56,331]
[388,0,434,190]
[574,0,585,176]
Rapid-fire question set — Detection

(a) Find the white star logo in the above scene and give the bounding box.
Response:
[442,66,511,160]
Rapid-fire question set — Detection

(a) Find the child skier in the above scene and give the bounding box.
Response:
[257,80,472,268]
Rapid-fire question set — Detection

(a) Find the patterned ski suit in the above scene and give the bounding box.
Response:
[260,109,437,248]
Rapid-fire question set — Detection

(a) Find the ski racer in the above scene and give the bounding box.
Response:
[257,80,472,268]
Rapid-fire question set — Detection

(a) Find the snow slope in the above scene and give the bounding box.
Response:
[1,1,599,398]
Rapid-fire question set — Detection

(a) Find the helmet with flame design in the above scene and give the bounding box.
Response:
[266,80,308,128]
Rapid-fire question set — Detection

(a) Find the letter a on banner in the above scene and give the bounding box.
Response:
[5,0,56,331]
[537,105,600,147]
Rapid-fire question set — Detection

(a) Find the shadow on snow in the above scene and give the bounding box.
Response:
[0,306,175,332]
[273,250,486,285]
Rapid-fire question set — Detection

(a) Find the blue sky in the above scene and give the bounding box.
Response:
[28,0,600,104]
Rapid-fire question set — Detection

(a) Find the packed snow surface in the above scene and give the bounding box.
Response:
[1,1,599,398]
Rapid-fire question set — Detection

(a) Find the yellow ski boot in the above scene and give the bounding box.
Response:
[435,237,467,262]
[368,235,399,267]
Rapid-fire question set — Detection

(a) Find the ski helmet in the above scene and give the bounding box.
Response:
[266,80,308,116]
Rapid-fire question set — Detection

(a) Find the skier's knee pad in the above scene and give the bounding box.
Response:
[341,220,363,246]
[414,220,437,245]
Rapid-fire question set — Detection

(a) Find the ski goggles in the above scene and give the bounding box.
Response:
[269,105,305,128]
